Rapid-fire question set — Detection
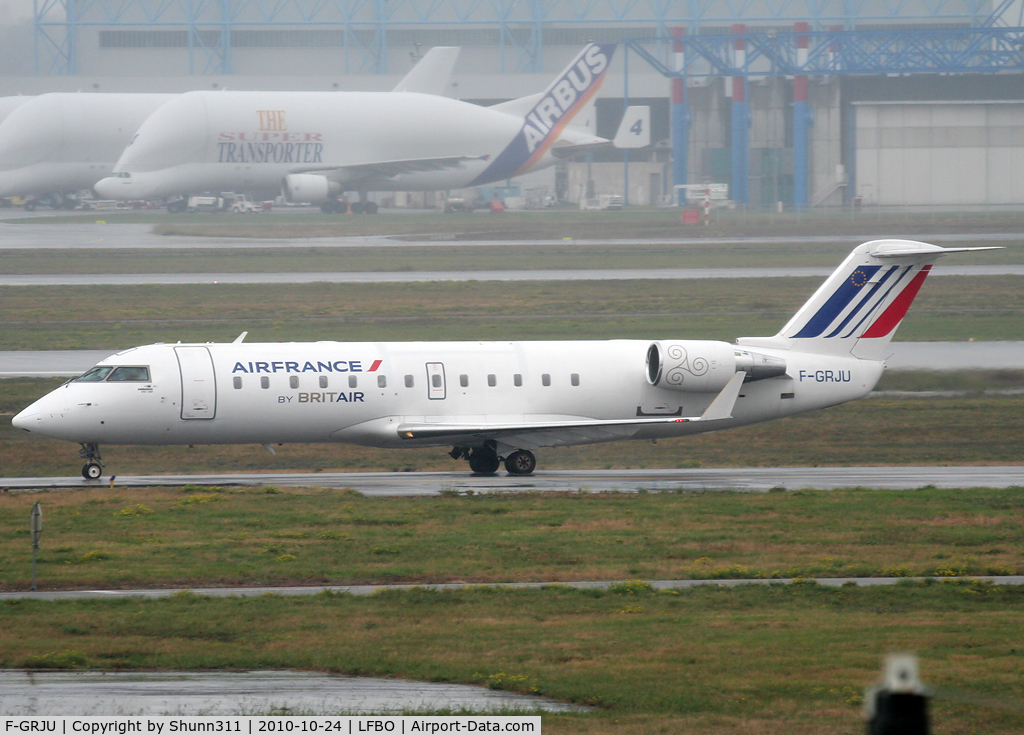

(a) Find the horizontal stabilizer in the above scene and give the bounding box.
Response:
[613,106,650,149]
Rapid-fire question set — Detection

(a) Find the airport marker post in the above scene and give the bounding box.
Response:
[671,27,688,197]
[30,502,43,591]
[731,24,749,206]
[793,21,810,210]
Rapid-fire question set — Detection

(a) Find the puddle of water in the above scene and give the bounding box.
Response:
[0,670,584,716]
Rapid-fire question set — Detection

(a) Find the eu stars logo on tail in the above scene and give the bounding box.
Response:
[471,43,616,185]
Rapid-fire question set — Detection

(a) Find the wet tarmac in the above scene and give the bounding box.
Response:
[3,465,1024,494]
[0,670,582,716]
[1,264,1021,286]
[1,220,1022,249]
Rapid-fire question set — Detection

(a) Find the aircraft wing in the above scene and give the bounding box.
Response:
[396,373,746,448]
[293,155,480,184]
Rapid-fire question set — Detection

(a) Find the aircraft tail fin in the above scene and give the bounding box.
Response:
[392,47,461,96]
[737,240,1001,361]
[470,43,615,184]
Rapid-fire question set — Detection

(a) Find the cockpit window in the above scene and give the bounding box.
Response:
[107,366,151,382]
[75,366,150,382]
[76,367,113,382]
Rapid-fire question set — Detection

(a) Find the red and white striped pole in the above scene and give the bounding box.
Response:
[794,21,809,209]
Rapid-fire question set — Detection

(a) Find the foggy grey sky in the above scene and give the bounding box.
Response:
[0,0,32,23]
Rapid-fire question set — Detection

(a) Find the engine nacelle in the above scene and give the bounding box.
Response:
[646,341,787,393]
[283,174,341,203]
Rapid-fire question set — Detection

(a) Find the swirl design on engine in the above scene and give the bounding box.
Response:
[663,344,709,387]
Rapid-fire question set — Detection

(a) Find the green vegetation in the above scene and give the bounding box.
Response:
[2,485,1022,589]
[0,580,1022,732]
[3,239,1023,275]
[3,274,1023,350]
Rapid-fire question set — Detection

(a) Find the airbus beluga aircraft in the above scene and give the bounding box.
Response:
[92,44,616,209]
[13,241,996,480]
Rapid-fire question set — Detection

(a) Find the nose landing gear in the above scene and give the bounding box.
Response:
[79,443,103,480]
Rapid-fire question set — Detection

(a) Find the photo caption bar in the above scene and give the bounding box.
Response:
[2,718,540,735]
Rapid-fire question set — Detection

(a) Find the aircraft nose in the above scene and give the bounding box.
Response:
[93,177,119,199]
[12,407,40,431]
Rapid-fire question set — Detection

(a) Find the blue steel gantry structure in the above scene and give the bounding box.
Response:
[33,0,1022,76]
[621,17,1024,206]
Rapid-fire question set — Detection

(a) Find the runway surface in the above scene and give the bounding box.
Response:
[1,221,1022,250]
[3,466,1023,494]
[0,670,580,716]
[4,341,1023,377]
[1,264,1021,286]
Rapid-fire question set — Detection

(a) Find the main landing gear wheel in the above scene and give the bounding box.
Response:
[504,450,536,476]
[468,448,501,475]
[79,442,103,480]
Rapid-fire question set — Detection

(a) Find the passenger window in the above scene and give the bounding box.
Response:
[349,375,358,388]
[289,376,299,389]
[571,373,580,386]
[487,374,496,387]
[432,374,442,388]
[378,375,387,388]
[460,374,468,388]
[261,376,270,389]
[319,375,329,389]
[405,375,414,388]
[542,374,551,387]
[233,376,242,389]
[108,366,150,382]
[76,367,113,382]
[514,374,522,387]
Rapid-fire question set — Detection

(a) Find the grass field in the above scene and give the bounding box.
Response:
[3,239,1024,276]
[3,274,1023,350]
[1,487,1023,732]
[3,485,1023,589]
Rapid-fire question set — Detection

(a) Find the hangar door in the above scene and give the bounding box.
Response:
[855,101,1024,206]
[175,346,217,420]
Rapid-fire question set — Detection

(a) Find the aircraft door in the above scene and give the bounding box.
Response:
[426,362,446,400]
[175,346,217,420]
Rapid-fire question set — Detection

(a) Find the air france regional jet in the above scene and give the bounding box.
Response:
[92,44,616,208]
[13,241,997,480]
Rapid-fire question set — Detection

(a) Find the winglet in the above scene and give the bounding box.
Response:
[697,371,746,422]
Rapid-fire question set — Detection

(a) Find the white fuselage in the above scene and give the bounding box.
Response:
[93,91,558,201]
[0,93,176,198]
[14,340,882,450]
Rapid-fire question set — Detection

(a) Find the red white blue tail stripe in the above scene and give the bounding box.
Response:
[790,263,930,340]
[470,44,615,185]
